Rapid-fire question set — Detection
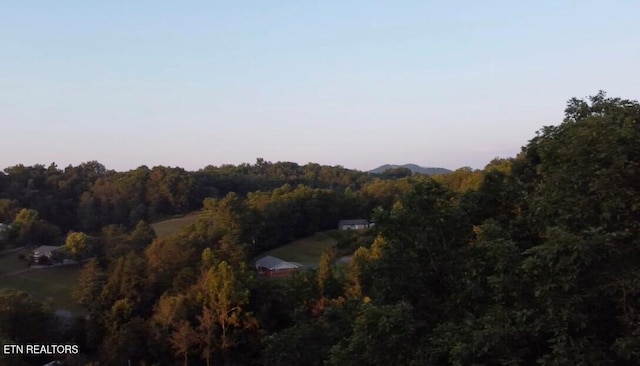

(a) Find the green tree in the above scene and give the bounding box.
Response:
[170,320,197,366]
[102,315,149,365]
[11,208,60,245]
[149,293,193,365]
[195,261,257,365]
[262,319,331,366]
[0,289,61,366]
[0,199,19,223]
[72,259,109,353]
[380,167,412,179]
[145,234,196,292]
[510,92,640,363]
[64,231,89,263]
[100,224,128,260]
[74,258,106,313]
[432,166,484,192]
[200,247,217,271]
[203,192,249,243]
[0,289,57,343]
[317,246,338,297]
[327,302,415,366]
[101,252,148,310]
[368,179,469,307]
[128,220,157,251]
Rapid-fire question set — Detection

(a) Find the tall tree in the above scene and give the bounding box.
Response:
[74,258,106,312]
[327,302,415,366]
[101,252,149,312]
[170,320,197,366]
[127,220,157,252]
[0,199,19,223]
[317,246,338,297]
[194,261,256,364]
[516,92,640,362]
[203,192,249,243]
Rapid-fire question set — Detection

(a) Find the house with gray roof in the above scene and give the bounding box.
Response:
[32,245,63,265]
[338,219,370,230]
[255,255,302,277]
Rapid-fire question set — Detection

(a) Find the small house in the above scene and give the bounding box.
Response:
[338,219,369,230]
[32,245,62,265]
[255,255,302,277]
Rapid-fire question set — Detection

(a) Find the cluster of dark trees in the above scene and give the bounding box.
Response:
[0,158,392,248]
[1,91,638,365]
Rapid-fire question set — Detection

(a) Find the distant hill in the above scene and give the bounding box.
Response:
[369,164,452,176]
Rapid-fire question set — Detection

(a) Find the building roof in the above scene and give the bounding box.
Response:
[256,255,301,270]
[32,245,62,255]
[338,219,369,226]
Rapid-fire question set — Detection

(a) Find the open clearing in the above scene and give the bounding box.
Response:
[0,247,31,275]
[151,211,204,238]
[262,231,338,268]
[0,265,81,313]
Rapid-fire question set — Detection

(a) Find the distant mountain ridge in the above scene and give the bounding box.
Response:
[368,164,452,175]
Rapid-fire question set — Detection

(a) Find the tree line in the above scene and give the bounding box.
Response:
[0,159,449,248]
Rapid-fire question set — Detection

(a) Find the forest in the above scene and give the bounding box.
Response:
[0,91,639,365]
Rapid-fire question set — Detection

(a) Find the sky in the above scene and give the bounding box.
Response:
[2,1,639,172]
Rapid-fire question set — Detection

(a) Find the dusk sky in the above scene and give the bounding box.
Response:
[2,1,639,172]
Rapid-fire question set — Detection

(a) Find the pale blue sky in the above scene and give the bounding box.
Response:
[2,1,639,171]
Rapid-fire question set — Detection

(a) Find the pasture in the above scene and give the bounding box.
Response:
[151,211,204,238]
[0,265,81,313]
[262,231,339,268]
[0,247,31,275]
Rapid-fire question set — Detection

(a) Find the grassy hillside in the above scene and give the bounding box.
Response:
[261,231,339,268]
[0,248,31,275]
[0,266,81,312]
[0,248,81,313]
[151,211,204,238]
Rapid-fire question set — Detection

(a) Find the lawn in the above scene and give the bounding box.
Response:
[151,211,204,238]
[0,247,32,275]
[262,231,338,268]
[0,266,82,313]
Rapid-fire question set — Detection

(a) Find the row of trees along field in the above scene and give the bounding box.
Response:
[1,91,639,365]
[0,157,483,251]
[0,159,372,232]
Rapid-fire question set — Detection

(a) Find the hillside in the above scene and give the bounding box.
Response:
[151,211,204,238]
[0,248,81,313]
[369,164,452,175]
[260,231,338,268]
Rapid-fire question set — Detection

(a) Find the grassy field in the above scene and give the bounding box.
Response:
[0,266,81,312]
[0,247,32,275]
[151,211,204,238]
[262,231,339,268]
